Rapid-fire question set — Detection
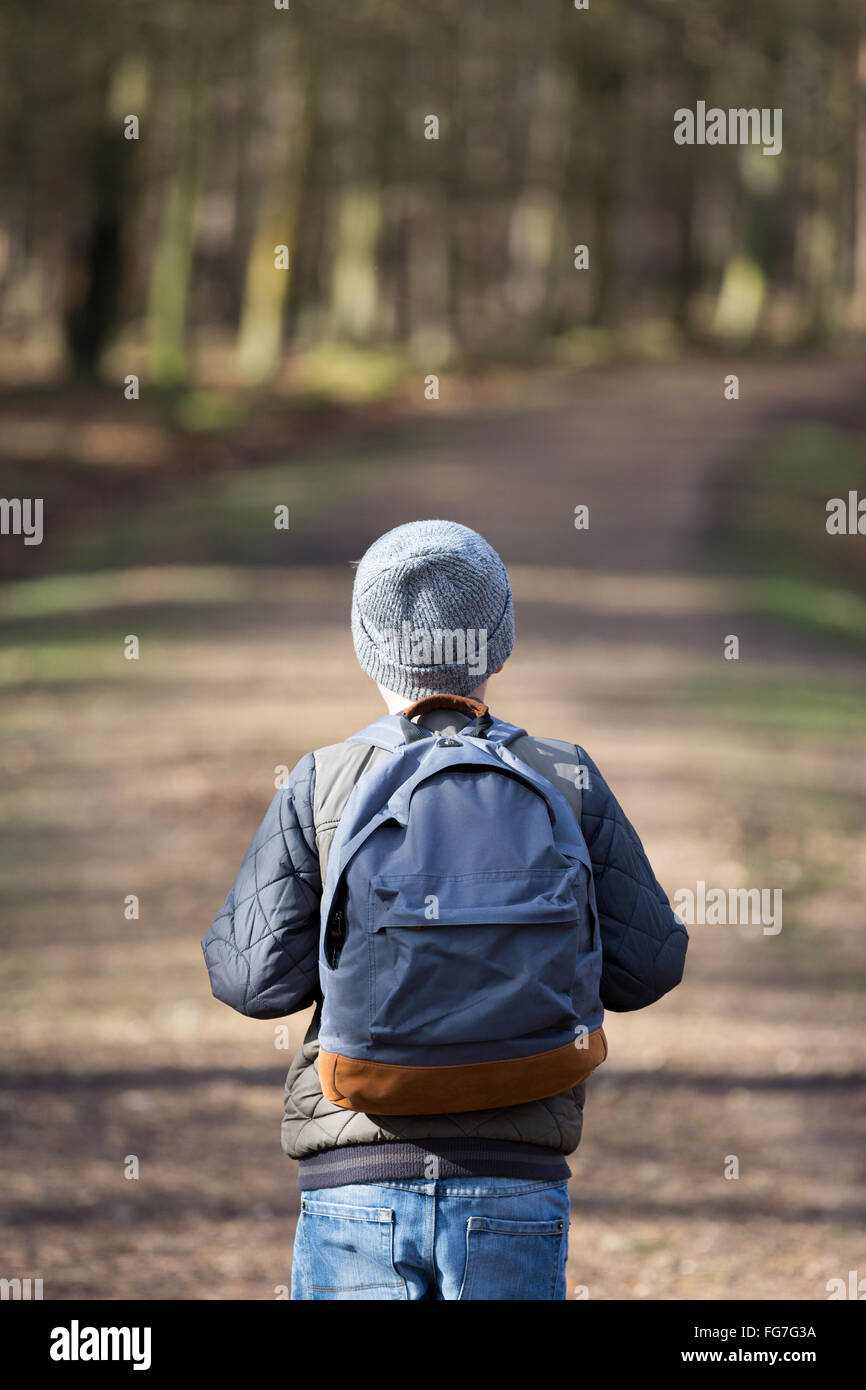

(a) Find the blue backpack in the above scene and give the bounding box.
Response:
[317,698,606,1114]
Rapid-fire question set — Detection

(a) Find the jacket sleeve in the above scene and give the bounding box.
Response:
[201,752,322,1019]
[576,745,688,1012]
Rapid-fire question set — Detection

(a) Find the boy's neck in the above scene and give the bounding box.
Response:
[378,681,489,715]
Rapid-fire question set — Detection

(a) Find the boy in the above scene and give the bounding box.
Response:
[202,519,687,1301]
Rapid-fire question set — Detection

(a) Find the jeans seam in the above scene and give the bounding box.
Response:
[548,1231,561,1299]
[458,1217,473,1301]
[428,1188,436,1284]
[388,1211,408,1300]
[555,1230,568,1300]
[300,1211,312,1299]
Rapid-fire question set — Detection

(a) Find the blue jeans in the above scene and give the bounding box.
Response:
[291,1177,570,1300]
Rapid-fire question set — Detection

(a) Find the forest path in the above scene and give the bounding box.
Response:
[2,357,864,1300]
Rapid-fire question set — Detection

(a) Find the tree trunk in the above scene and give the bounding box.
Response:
[329,184,383,345]
[236,40,311,383]
[504,64,571,340]
[146,64,209,387]
[851,30,866,324]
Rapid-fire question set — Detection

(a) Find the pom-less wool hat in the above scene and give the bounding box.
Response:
[351,520,515,701]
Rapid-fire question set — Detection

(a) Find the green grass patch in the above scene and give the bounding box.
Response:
[760,422,863,492]
[290,344,410,403]
[0,634,140,687]
[709,421,866,646]
[684,672,866,742]
[744,575,866,649]
[45,449,385,573]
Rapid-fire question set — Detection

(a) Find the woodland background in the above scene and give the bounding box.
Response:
[0,0,864,1300]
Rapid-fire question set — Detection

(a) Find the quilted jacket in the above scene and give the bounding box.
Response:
[202,709,688,1178]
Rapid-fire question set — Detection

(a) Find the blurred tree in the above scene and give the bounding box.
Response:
[504,52,574,341]
[235,32,312,383]
[0,0,863,383]
[326,63,385,347]
[851,19,866,325]
[63,138,124,377]
[146,41,210,387]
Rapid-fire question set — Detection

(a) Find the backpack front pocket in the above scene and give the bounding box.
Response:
[367,867,589,1048]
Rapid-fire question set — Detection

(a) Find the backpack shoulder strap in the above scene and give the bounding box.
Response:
[346,713,412,752]
[313,712,428,884]
[312,738,393,886]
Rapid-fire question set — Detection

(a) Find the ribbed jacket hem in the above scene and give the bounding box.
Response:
[296,1139,570,1189]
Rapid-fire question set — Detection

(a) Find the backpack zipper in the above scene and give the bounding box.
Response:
[326,908,345,968]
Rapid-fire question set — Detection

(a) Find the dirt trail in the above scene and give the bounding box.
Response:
[1,358,864,1300]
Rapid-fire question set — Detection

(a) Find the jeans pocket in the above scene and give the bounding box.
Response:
[299,1198,407,1301]
[458,1214,567,1301]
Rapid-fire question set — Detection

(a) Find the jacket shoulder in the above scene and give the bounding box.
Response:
[311,738,390,824]
[510,730,591,810]
[309,738,393,883]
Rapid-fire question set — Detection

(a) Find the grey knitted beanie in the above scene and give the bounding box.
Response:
[351,520,514,700]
